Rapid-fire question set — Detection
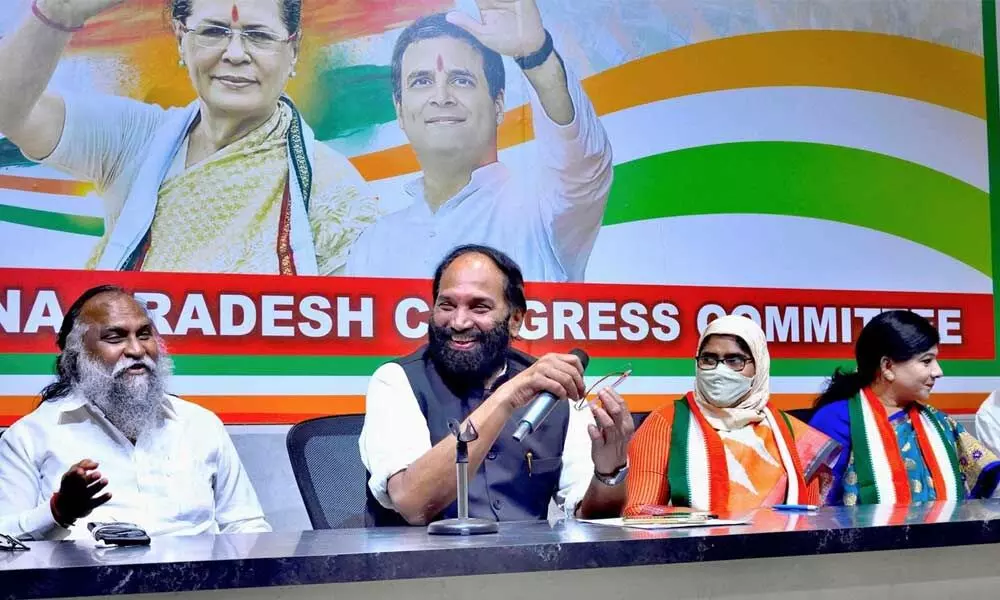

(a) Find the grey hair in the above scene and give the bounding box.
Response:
[40,291,165,401]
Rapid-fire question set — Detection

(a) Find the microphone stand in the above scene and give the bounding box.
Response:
[427,420,499,535]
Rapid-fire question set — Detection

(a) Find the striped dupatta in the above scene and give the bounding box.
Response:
[849,387,964,504]
[667,393,810,511]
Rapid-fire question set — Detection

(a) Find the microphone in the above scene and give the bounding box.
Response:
[512,348,590,442]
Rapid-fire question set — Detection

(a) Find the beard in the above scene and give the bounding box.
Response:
[74,350,172,440]
[428,315,512,383]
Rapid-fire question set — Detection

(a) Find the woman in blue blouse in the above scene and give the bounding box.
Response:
[810,310,1000,505]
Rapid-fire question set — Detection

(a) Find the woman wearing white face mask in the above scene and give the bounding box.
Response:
[623,315,839,515]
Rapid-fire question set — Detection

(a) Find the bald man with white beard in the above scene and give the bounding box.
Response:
[0,285,270,541]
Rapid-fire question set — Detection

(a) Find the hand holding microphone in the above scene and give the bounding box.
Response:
[503,348,634,479]
[508,349,589,441]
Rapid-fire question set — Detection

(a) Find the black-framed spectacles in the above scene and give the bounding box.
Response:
[0,533,29,551]
[696,354,753,371]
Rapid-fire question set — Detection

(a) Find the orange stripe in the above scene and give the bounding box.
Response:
[0,175,93,196]
[183,395,366,416]
[586,30,982,118]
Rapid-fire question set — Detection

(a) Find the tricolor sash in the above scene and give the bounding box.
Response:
[848,387,964,504]
[667,393,807,511]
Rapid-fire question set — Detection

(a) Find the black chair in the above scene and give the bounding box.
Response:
[286,415,366,530]
[631,411,650,430]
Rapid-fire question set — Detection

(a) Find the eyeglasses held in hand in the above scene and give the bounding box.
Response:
[0,533,29,551]
[574,366,632,411]
[695,354,754,371]
[178,22,299,54]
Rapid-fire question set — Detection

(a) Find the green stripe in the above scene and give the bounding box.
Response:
[983,0,1000,356]
[605,142,991,275]
[848,394,880,504]
[0,204,103,237]
[0,353,996,378]
[667,397,691,507]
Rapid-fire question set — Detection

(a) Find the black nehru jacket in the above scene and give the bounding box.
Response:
[366,345,570,526]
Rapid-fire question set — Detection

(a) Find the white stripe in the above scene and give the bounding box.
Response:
[602,87,986,191]
[919,411,960,500]
[0,222,99,268]
[0,165,83,181]
[859,394,897,504]
[0,188,103,218]
[2,374,999,396]
[871,503,897,526]
[932,499,959,523]
[687,410,710,510]
[586,214,993,292]
[0,375,373,396]
[763,408,801,503]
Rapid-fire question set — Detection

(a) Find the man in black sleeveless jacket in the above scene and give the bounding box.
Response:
[359,244,633,526]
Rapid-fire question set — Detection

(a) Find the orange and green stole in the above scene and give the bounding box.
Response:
[667,393,815,511]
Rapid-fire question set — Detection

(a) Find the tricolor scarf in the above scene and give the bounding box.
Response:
[667,393,808,511]
[848,387,964,504]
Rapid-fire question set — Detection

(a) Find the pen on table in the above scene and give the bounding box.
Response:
[771,504,819,512]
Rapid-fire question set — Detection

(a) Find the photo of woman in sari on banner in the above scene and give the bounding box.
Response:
[810,310,1000,505]
[0,0,378,275]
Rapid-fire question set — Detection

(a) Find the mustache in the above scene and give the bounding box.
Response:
[110,356,158,378]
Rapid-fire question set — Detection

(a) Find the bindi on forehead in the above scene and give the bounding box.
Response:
[436,54,444,72]
[231,2,240,23]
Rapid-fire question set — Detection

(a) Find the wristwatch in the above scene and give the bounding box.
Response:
[594,461,629,487]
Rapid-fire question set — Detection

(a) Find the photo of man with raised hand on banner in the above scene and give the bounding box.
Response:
[0,0,378,275]
[345,0,613,282]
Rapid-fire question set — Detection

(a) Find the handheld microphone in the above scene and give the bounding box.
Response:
[512,348,589,442]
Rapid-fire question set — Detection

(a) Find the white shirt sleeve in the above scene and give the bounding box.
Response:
[207,415,272,533]
[0,423,66,540]
[529,65,614,282]
[554,404,596,516]
[358,363,433,511]
[975,392,1000,456]
[32,93,167,225]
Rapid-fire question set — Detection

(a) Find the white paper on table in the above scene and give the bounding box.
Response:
[580,517,751,530]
